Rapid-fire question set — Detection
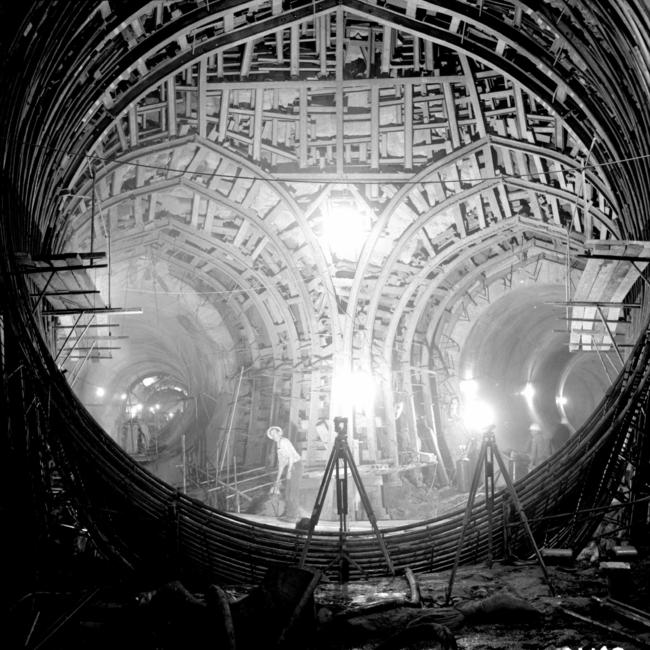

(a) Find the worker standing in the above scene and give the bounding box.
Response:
[267,426,303,521]
[528,423,551,471]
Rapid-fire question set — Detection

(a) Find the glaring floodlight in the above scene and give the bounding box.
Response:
[459,378,479,399]
[334,368,376,414]
[556,395,568,406]
[520,382,535,405]
[463,400,495,433]
[322,201,370,260]
[95,387,105,398]
[120,393,127,400]
[128,403,143,418]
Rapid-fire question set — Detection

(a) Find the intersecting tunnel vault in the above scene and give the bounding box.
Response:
[5,0,650,524]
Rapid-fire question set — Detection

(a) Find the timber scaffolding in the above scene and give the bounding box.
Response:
[2,288,650,584]
[2,0,650,587]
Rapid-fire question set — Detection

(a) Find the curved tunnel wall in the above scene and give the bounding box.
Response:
[1,0,650,583]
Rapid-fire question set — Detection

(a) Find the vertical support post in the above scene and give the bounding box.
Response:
[299,86,308,168]
[404,82,413,170]
[253,87,264,161]
[181,433,187,494]
[290,24,300,77]
[198,58,207,137]
[370,85,379,169]
[218,89,230,142]
[167,77,177,136]
[220,366,244,472]
[335,7,344,175]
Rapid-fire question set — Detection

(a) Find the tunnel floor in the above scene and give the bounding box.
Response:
[10,548,649,649]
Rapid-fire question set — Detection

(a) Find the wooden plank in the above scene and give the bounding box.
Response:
[459,55,486,137]
[252,236,269,260]
[128,105,138,147]
[233,220,250,248]
[370,85,379,169]
[319,16,328,77]
[412,35,420,73]
[443,82,460,148]
[166,78,177,136]
[424,40,434,71]
[514,85,528,138]
[299,86,308,167]
[253,88,264,161]
[190,195,200,227]
[241,40,254,78]
[381,25,392,74]
[336,7,344,173]
[203,202,216,232]
[147,194,156,222]
[218,88,230,142]
[216,51,224,78]
[198,59,207,137]
[115,118,128,150]
[404,83,413,170]
[290,24,300,77]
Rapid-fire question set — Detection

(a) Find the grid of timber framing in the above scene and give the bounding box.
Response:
[3,0,650,583]
[55,1,625,470]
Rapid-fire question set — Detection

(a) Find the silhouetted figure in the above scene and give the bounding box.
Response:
[551,418,571,455]
[528,424,551,471]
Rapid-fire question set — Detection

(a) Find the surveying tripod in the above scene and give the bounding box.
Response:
[299,417,394,581]
[445,426,554,603]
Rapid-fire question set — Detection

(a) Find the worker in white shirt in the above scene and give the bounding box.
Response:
[267,425,303,521]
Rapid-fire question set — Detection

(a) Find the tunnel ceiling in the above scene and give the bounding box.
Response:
[3,0,650,466]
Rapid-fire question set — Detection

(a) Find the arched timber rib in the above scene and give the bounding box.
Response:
[1,279,648,581]
[2,0,650,584]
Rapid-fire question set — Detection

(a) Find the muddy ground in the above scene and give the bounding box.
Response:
[6,549,650,649]
[310,555,650,650]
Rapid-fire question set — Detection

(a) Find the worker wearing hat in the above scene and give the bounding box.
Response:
[267,426,303,521]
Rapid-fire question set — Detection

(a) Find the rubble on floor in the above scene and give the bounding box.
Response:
[6,549,650,649]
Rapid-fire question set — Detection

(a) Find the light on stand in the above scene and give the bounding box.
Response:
[462,399,495,434]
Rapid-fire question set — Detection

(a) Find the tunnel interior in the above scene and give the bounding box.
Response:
[1,0,650,576]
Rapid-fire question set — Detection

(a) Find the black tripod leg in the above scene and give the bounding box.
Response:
[492,445,555,596]
[344,444,395,576]
[445,438,489,604]
[485,441,495,568]
[299,445,339,568]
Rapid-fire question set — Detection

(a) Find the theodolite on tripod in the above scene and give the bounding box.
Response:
[299,416,394,581]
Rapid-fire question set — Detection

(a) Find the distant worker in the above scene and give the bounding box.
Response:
[528,423,551,471]
[551,417,571,455]
[267,426,303,521]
